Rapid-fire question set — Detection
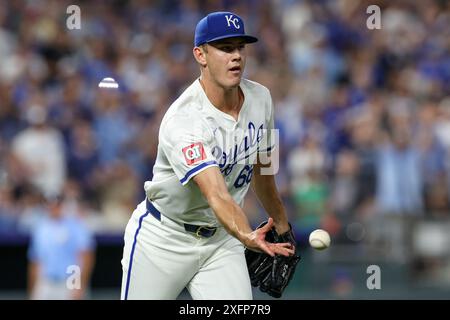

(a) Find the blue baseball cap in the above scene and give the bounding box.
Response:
[194,11,258,47]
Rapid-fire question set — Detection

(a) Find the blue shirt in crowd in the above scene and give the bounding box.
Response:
[28,214,95,281]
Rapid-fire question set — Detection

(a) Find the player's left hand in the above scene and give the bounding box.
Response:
[246,218,295,257]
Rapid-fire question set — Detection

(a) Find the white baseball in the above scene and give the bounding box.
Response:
[309,229,331,250]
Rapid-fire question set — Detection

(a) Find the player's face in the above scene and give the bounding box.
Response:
[205,38,247,89]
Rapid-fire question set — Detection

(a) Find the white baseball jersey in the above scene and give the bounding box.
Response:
[144,78,275,226]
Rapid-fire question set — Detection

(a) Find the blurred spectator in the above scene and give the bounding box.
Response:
[288,134,326,190]
[376,125,423,215]
[288,134,329,239]
[66,118,99,191]
[330,150,359,218]
[11,104,66,198]
[92,89,131,166]
[0,83,25,142]
[0,185,19,234]
[416,101,449,216]
[347,109,378,216]
[92,161,140,231]
[27,194,95,300]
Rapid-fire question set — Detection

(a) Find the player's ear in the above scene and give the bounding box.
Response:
[193,46,207,67]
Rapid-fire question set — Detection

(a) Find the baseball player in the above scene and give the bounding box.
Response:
[121,11,295,300]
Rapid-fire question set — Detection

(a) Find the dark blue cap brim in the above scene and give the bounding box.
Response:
[197,34,258,47]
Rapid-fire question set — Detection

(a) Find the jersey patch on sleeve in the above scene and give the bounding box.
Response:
[182,142,206,165]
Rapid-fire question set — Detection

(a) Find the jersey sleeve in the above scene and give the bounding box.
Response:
[257,92,276,155]
[160,113,219,186]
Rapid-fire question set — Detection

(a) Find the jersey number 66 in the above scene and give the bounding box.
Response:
[234,165,253,188]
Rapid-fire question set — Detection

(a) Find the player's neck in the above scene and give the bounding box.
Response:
[199,78,243,119]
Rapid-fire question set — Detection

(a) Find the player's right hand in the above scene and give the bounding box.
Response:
[245,218,295,257]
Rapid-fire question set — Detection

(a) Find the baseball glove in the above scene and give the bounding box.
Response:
[245,221,300,298]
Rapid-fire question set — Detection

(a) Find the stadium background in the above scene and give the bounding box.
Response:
[0,0,449,299]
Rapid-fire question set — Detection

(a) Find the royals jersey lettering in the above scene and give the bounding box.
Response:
[144,78,275,226]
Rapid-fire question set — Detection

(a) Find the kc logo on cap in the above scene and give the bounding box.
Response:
[194,11,258,47]
[225,14,240,29]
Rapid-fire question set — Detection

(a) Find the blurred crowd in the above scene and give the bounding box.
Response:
[0,0,449,281]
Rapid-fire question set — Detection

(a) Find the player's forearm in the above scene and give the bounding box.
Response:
[251,172,289,233]
[207,193,254,246]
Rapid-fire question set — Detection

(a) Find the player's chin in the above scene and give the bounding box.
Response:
[225,73,242,87]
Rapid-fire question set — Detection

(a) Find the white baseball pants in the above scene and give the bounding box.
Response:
[120,200,252,300]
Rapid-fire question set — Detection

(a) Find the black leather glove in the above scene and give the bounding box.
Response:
[244,221,300,298]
